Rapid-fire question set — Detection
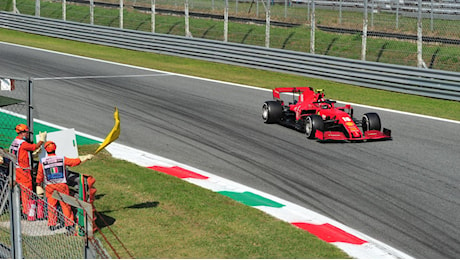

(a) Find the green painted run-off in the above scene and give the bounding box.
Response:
[218,191,285,208]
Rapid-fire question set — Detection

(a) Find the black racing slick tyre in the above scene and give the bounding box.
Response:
[362,112,381,132]
[262,101,282,124]
[305,115,324,139]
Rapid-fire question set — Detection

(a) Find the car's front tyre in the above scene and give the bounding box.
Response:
[305,115,324,139]
[362,112,381,132]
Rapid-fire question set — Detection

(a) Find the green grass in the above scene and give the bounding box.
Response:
[74,145,350,258]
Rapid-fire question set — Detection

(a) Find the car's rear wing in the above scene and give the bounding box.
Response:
[272,87,314,100]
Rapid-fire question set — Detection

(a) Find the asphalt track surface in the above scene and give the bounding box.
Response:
[1,42,459,258]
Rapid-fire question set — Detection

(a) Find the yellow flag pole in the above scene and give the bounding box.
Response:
[94,107,120,155]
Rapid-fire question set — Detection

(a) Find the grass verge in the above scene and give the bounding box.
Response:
[74,145,350,258]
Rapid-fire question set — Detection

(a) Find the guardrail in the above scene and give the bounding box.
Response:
[1,11,460,101]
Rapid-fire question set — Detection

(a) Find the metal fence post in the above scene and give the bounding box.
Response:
[417,0,425,68]
[13,0,18,13]
[119,0,123,29]
[265,0,270,48]
[62,0,66,21]
[310,0,315,54]
[35,0,40,17]
[370,0,374,27]
[90,0,94,25]
[9,164,22,259]
[185,0,191,37]
[284,0,287,18]
[430,0,433,31]
[224,0,228,42]
[27,79,33,139]
[361,0,368,61]
[339,0,342,24]
[151,0,155,33]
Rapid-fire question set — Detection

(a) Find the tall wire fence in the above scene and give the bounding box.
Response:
[0,156,109,258]
[0,76,109,258]
[1,0,459,71]
[1,179,86,258]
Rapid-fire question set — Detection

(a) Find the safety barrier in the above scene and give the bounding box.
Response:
[1,11,460,101]
[0,157,107,258]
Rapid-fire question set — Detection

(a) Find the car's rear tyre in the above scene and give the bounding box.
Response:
[305,115,324,139]
[362,112,381,132]
[262,101,282,124]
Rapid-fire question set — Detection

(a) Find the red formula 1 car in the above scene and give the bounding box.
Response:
[262,87,391,142]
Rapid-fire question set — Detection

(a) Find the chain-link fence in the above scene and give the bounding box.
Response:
[0,161,106,258]
[1,0,459,71]
[10,182,86,258]
[0,76,107,258]
[0,166,12,258]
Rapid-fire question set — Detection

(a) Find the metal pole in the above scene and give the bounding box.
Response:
[185,0,191,37]
[285,0,287,18]
[35,0,40,17]
[62,0,66,21]
[224,0,229,42]
[12,0,17,13]
[9,164,22,259]
[417,0,424,68]
[265,0,270,48]
[361,0,368,61]
[27,79,33,139]
[310,0,315,54]
[395,0,399,29]
[8,163,14,258]
[151,0,155,33]
[339,0,342,24]
[371,0,374,28]
[90,0,94,25]
[430,0,433,31]
[12,184,22,258]
[120,0,123,29]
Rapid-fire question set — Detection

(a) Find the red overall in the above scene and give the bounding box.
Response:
[10,137,39,216]
[36,155,82,227]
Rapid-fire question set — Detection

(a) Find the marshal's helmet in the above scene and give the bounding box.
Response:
[44,141,57,153]
[15,124,29,134]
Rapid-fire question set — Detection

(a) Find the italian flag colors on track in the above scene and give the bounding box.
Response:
[105,142,413,259]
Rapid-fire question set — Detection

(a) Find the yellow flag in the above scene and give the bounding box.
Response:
[94,107,120,154]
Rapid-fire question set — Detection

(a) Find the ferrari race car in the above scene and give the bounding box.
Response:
[262,87,392,142]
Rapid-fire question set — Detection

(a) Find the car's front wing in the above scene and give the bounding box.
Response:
[315,129,392,141]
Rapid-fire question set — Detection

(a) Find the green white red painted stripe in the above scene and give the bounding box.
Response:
[105,142,413,259]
